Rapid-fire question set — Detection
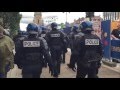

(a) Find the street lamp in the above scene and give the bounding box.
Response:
[63,12,70,23]
[66,12,67,23]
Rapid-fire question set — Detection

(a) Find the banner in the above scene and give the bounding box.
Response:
[91,16,102,39]
[101,20,111,59]
[111,40,120,59]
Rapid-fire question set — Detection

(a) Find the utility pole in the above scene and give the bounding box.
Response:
[63,12,70,23]
[66,12,67,23]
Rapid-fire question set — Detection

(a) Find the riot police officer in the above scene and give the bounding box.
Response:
[15,23,53,78]
[39,26,48,67]
[60,29,69,64]
[75,21,103,78]
[67,25,79,71]
[45,22,67,78]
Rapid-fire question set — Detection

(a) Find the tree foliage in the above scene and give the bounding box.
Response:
[0,12,22,38]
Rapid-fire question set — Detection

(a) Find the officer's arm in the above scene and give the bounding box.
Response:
[61,32,68,52]
[40,38,52,66]
[98,40,103,59]
[14,39,24,68]
[96,38,103,57]
[45,32,50,47]
[69,33,74,40]
[76,36,85,57]
[96,40,103,68]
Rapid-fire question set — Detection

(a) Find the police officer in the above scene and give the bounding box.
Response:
[45,22,67,78]
[0,25,15,78]
[39,26,48,67]
[60,29,69,64]
[67,25,79,71]
[15,23,53,78]
[75,21,103,78]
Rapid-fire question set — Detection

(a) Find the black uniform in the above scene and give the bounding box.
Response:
[13,33,27,68]
[75,33,103,78]
[46,28,66,77]
[15,35,53,78]
[39,30,48,67]
[68,31,79,70]
[60,31,69,64]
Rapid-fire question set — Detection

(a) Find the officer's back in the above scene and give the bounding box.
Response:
[46,23,65,48]
[75,21,103,78]
[45,22,65,77]
[15,23,53,78]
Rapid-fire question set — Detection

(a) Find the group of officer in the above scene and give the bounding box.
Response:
[0,20,103,78]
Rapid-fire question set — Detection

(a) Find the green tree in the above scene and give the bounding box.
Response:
[0,12,22,38]
[60,23,65,29]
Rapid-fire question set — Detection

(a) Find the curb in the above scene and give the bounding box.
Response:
[102,64,120,74]
[102,60,117,67]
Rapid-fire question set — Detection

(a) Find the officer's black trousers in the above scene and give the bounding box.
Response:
[61,52,66,63]
[42,56,47,67]
[50,49,62,76]
[22,65,42,78]
[62,52,65,63]
[69,53,77,68]
[76,62,99,78]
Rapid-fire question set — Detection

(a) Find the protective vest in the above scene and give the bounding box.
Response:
[21,37,43,65]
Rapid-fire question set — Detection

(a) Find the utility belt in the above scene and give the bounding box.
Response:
[50,45,62,50]
[24,53,42,64]
[79,60,99,68]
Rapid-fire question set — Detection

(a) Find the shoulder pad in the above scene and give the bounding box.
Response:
[39,37,48,50]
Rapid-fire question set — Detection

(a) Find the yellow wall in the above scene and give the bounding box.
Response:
[111,21,118,31]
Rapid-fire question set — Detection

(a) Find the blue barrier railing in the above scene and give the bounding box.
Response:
[111,40,120,59]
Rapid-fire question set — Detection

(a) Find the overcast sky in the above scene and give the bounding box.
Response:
[20,12,103,31]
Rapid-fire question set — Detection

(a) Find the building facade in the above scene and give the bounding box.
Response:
[33,12,43,25]
[103,12,120,21]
